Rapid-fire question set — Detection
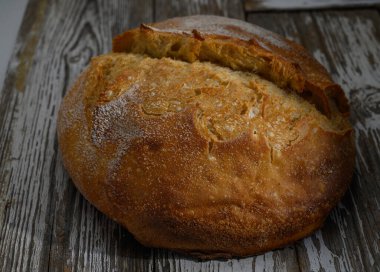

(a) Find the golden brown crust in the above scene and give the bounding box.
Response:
[58,16,355,259]
[113,15,349,118]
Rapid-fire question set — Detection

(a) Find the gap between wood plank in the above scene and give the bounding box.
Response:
[244,0,380,12]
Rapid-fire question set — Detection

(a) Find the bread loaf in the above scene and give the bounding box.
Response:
[57,15,355,258]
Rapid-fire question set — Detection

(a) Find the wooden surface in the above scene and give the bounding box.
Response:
[0,0,28,92]
[244,0,380,11]
[0,0,379,271]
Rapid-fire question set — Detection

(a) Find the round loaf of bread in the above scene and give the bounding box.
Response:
[57,15,355,258]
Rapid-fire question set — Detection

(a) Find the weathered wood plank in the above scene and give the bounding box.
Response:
[0,0,54,270]
[244,0,380,11]
[155,0,245,22]
[248,9,380,271]
[155,247,299,272]
[0,0,154,271]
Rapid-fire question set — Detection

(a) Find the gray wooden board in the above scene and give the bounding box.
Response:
[244,0,380,11]
[154,0,245,22]
[0,0,379,271]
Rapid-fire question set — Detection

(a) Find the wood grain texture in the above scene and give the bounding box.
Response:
[248,9,380,272]
[244,0,380,11]
[155,0,245,21]
[0,0,154,271]
[0,0,379,271]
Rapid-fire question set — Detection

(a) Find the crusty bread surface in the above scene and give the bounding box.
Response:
[57,15,355,259]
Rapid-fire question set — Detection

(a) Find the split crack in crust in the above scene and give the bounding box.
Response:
[113,15,350,118]
[57,15,355,259]
[86,53,350,149]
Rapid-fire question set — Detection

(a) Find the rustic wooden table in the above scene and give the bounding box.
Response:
[0,0,379,271]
